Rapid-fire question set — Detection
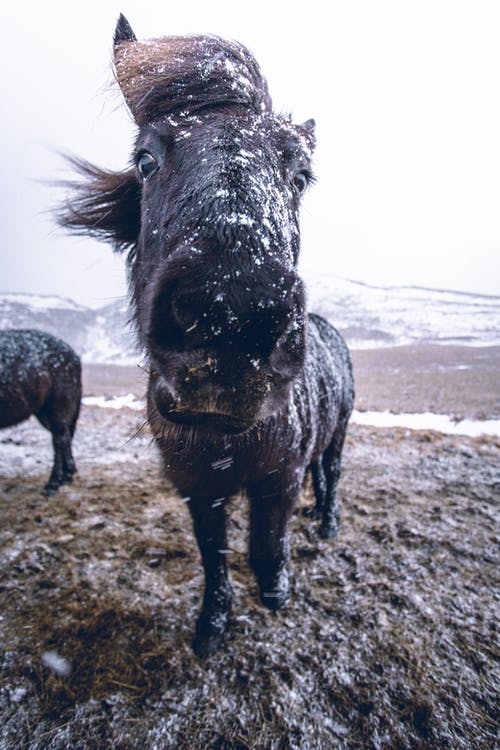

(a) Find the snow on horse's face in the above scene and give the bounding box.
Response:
[111,23,316,432]
[60,18,316,433]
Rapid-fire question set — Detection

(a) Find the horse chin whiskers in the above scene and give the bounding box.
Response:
[174,406,251,430]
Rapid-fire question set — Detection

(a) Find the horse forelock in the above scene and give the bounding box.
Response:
[114,34,272,124]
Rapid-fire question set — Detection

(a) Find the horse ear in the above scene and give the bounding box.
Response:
[298,118,316,149]
[114,14,137,46]
[302,119,316,135]
[113,15,139,118]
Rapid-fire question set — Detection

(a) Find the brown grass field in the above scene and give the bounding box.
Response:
[1,345,498,749]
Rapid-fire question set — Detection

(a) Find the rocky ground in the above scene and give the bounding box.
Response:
[0,346,498,749]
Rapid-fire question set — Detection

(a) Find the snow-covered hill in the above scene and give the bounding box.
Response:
[0,293,137,364]
[1,278,499,363]
[303,274,500,348]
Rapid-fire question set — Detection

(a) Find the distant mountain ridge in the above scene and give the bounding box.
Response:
[0,293,137,364]
[303,274,500,349]
[1,278,499,363]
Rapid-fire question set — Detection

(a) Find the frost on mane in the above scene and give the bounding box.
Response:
[114,30,273,124]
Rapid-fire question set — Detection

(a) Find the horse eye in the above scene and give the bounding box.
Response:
[292,171,309,194]
[137,152,158,179]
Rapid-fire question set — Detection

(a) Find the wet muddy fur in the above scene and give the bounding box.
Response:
[60,15,354,654]
[0,329,81,495]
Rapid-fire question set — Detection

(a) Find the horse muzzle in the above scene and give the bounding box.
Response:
[150,374,256,434]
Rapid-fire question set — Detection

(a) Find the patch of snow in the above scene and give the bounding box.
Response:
[351,409,500,437]
[10,687,29,703]
[82,394,144,411]
[41,651,72,677]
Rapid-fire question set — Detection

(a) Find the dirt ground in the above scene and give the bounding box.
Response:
[0,346,499,749]
[81,343,500,419]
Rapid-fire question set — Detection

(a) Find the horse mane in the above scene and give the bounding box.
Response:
[114,34,273,124]
[57,157,141,256]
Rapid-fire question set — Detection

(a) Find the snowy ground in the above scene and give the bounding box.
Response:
[349,410,500,437]
[0,345,498,749]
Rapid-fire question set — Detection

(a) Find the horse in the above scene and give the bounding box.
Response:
[0,329,81,495]
[59,14,354,656]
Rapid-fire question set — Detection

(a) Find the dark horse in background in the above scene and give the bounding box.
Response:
[60,15,354,656]
[0,329,81,495]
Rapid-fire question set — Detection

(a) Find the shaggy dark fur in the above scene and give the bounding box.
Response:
[0,329,81,495]
[60,14,354,655]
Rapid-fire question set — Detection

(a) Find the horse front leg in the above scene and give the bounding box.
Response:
[319,415,350,539]
[61,434,77,484]
[188,496,233,657]
[43,430,67,496]
[248,479,299,611]
[303,460,326,519]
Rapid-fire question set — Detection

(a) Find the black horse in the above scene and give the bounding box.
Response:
[60,15,354,655]
[0,329,81,495]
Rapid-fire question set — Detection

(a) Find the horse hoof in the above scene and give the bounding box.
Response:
[43,485,59,497]
[319,522,338,540]
[192,629,224,658]
[192,616,229,658]
[259,571,289,611]
[302,506,321,520]
[260,589,288,611]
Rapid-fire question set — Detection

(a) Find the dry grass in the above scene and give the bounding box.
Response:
[1,403,498,749]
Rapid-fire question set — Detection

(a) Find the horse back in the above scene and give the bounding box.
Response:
[0,329,81,429]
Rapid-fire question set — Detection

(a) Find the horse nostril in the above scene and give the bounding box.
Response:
[171,293,203,336]
[148,259,303,356]
[148,284,199,350]
[240,305,295,356]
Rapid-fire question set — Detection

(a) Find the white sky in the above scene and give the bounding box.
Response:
[1,0,499,306]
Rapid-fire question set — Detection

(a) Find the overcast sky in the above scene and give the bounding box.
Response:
[1,0,499,306]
